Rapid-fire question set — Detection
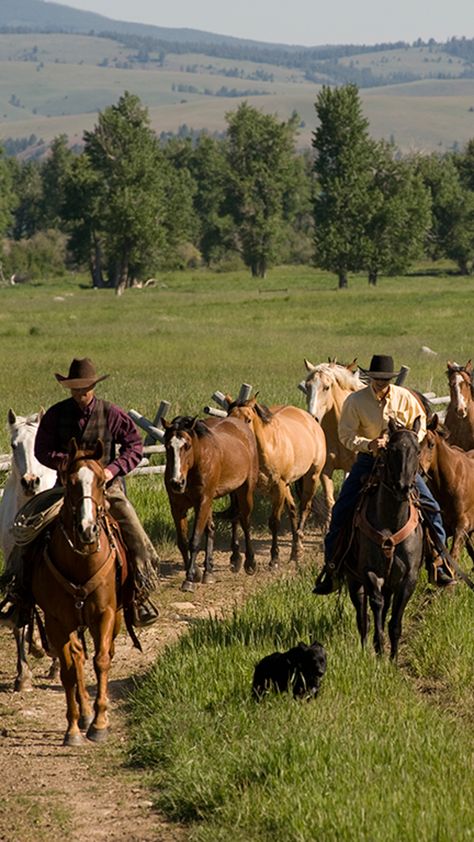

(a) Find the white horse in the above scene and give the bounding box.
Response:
[0,408,58,690]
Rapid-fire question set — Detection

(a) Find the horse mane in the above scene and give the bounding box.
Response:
[168,415,211,438]
[309,363,363,392]
[228,399,274,424]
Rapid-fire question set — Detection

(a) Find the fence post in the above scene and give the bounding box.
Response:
[145,400,171,445]
[396,365,410,386]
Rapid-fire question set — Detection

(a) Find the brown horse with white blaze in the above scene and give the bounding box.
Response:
[444,360,474,451]
[163,415,258,591]
[31,439,131,746]
[228,398,326,567]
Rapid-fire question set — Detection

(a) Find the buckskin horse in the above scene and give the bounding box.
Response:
[345,418,424,660]
[0,409,58,692]
[444,360,474,451]
[228,397,326,567]
[420,414,474,565]
[162,415,258,591]
[31,438,134,746]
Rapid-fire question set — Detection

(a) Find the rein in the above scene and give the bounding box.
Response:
[355,493,419,574]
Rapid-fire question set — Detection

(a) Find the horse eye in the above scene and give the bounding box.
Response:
[323,385,330,391]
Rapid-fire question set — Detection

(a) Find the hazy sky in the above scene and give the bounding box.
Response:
[57,0,472,46]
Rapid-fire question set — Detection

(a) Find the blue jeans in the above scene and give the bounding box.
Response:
[324,452,446,563]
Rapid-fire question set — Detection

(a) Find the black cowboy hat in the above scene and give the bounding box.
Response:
[359,355,401,381]
[55,357,109,389]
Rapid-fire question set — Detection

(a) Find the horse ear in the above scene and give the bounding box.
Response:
[428,413,439,431]
[466,360,472,374]
[412,415,422,435]
[7,408,16,425]
[346,358,358,372]
[38,406,46,422]
[388,418,397,436]
[93,439,104,461]
[161,417,171,431]
[190,416,199,431]
[304,358,315,372]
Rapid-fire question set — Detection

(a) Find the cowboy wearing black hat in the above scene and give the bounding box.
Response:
[314,355,455,594]
[30,357,160,626]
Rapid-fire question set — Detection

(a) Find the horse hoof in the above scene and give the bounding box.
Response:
[193,568,203,583]
[63,731,85,747]
[202,572,215,585]
[181,580,195,593]
[230,558,243,573]
[14,678,33,693]
[269,561,279,572]
[79,714,94,731]
[86,724,109,743]
[244,560,257,576]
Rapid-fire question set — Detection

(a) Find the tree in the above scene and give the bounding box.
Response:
[83,92,167,292]
[40,134,75,230]
[312,84,376,288]
[364,144,432,285]
[415,152,474,275]
[8,158,44,240]
[187,135,234,266]
[225,102,300,277]
[61,153,106,286]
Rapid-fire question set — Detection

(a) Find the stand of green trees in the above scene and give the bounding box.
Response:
[1,85,474,289]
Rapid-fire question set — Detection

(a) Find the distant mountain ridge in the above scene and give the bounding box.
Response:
[0,0,296,48]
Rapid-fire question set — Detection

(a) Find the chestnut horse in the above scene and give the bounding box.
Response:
[420,414,474,565]
[31,439,129,746]
[163,415,258,591]
[444,361,474,451]
[346,419,424,660]
[302,360,363,528]
[0,409,57,691]
[228,398,326,567]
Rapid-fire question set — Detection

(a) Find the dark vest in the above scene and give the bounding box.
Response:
[57,398,115,466]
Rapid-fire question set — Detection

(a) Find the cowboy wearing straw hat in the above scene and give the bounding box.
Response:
[314,354,456,594]
[6,357,159,627]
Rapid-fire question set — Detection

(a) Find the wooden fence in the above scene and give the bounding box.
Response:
[0,374,452,492]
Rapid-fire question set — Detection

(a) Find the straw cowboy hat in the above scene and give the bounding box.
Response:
[360,355,401,381]
[55,358,109,389]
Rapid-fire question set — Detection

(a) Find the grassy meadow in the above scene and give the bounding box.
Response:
[1,265,474,839]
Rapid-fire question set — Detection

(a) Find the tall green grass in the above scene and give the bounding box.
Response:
[2,266,474,837]
[128,568,474,842]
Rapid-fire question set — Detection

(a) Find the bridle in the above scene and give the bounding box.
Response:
[59,459,107,556]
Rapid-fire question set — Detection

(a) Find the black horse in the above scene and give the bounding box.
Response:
[345,417,423,660]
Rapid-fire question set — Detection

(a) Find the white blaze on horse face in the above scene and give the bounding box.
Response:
[307,375,330,420]
[453,373,468,417]
[170,434,186,485]
[77,466,96,531]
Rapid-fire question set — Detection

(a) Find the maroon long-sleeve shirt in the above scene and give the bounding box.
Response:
[34,396,143,480]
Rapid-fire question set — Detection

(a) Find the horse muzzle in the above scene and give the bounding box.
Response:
[170,478,187,493]
[21,474,41,496]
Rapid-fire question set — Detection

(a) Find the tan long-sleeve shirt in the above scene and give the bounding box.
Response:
[338,384,426,454]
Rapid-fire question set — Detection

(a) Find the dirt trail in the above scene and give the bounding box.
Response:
[0,532,323,842]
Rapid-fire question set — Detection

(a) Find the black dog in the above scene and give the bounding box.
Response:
[252,641,327,700]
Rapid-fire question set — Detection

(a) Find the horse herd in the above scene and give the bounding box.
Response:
[1,358,473,745]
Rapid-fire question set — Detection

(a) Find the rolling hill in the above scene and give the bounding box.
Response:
[0,0,474,156]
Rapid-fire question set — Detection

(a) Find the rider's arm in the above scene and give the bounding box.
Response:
[105,404,143,480]
[34,405,68,470]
